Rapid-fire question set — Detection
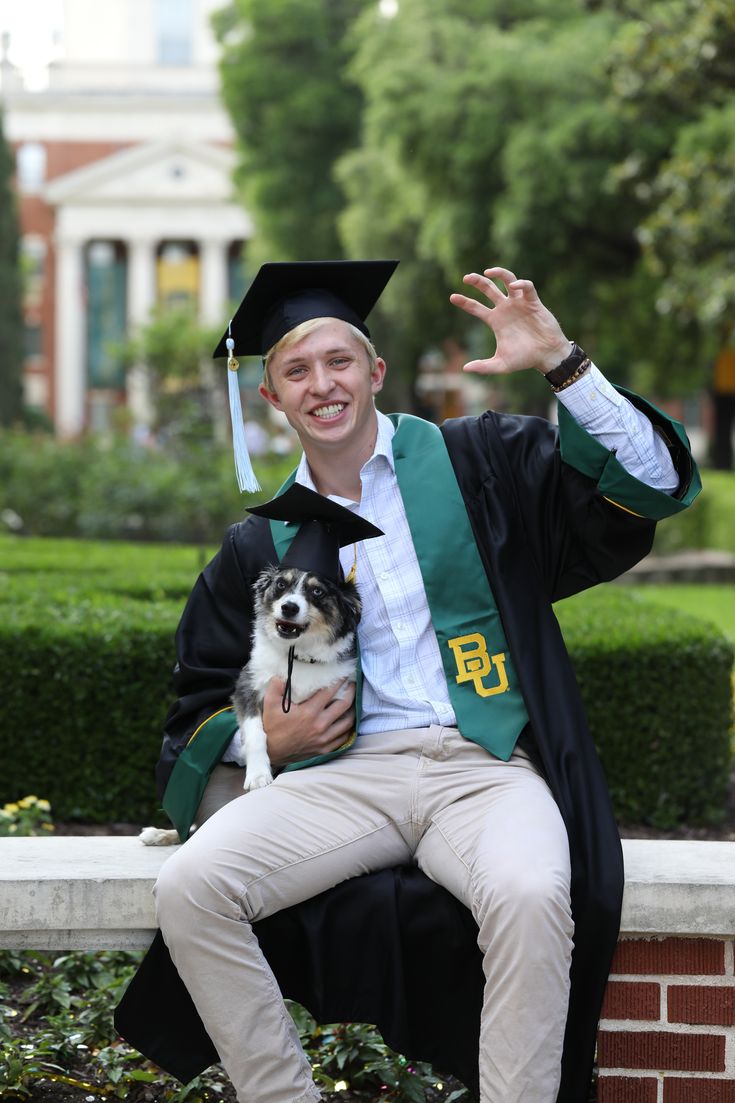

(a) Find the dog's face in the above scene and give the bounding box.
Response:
[253,565,361,651]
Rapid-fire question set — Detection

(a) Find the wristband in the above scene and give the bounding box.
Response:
[544,342,591,393]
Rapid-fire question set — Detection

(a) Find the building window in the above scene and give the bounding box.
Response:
[21,235,47,307]
[157,240,199,311]
[23,321,43,360]
[228,241,247,304]
[16,143,46,193]
[85,240,127,389]
[156,0,193,65]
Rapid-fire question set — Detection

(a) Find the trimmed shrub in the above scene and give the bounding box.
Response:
[557,588,733,826]
[2,536,732,826]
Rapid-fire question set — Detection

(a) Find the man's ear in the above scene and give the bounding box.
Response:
[258,381,283,411]
[371,357,387,395]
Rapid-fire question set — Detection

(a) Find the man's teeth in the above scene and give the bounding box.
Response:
[313,404,345,419]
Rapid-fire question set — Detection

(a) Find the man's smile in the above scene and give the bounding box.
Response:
[312,403,346,419]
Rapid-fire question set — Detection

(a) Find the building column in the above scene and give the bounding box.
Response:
[126,238,158,435]
[199,238,229,325]
[55,237,86,437]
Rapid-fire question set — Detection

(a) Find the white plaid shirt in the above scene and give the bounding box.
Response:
[295,365,678,734]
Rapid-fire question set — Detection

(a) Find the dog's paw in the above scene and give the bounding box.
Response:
[243,769,273,792]
[139,826,181,846]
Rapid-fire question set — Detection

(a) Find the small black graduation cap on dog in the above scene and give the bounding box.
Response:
[247,483,384,584]
[214,260,399,494]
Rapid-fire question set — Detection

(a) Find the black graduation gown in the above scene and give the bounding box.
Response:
[115,399,697,1103]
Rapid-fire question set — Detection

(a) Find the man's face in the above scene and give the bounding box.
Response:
[258,319,386,457]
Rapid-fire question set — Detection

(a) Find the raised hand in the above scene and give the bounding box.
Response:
[449,266,572,376]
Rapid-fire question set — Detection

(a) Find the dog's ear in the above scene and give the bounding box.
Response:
[253,566,277,600]
[338,578,362,628]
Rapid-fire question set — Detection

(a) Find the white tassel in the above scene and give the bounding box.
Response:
[226,337,261,494]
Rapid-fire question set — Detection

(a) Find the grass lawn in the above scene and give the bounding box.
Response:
[620,583,735,641]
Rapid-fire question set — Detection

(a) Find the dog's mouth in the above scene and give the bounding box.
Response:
[275,619,305,640]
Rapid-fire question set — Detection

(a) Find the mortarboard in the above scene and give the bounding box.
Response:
[214,260,399,494]
[247,483,383,584]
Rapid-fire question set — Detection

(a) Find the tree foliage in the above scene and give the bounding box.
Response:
[214,0,734,402]
[213,0,365,264]
[0,111,24,426]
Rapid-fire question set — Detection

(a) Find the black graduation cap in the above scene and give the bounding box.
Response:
[247,483,384,583]
[213,259,399,359]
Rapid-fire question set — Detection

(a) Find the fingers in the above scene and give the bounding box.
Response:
[263,676,355,758]
[450,268,536,315]
[449,290,494,321]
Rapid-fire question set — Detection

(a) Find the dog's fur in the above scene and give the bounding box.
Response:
[140,564,361,846]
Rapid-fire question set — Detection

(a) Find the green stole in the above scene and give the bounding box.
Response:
[162,413,528,839]
[276,412,529,769]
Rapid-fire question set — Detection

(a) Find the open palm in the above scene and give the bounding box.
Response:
[449,266,572,376]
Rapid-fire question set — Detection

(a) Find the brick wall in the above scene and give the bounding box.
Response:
[597,937,735,1102]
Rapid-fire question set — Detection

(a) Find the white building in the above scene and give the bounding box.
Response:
[2,0,251,434]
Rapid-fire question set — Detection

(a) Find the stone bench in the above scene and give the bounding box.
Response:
[2,836,734,1098]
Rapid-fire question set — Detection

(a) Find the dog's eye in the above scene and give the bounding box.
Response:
[274,578,288,592]
[310,586,324,598]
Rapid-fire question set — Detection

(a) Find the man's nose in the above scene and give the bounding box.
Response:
[308,364,335,394]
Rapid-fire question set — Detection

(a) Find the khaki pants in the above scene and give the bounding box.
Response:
[155,727,573,1103]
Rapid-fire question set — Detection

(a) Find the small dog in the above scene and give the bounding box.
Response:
[140,563,361,846]
[232,562,361,790]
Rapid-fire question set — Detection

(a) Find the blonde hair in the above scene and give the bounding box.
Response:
[263,317,377,392]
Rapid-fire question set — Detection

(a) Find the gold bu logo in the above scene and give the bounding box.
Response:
[447,633,509,698]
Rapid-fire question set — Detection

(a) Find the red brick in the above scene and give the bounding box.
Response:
[611,939,725,977]
[597,1075,659,1103]
[602,981,661,1020]
[597,1030,725,1072]
[668,985,735,1026]
[664,1079,735,1103]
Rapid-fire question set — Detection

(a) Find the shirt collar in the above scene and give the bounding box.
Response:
[295,409,396,494]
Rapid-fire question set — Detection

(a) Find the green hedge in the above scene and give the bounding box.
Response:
[1,536,732,826]
[557,589,733,826]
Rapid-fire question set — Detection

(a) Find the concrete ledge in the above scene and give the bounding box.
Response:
[0,836,175,949]
[1,836,734,950]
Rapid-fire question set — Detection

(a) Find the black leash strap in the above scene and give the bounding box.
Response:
[281,645,295,713]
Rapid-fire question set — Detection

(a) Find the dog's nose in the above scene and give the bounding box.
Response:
[280,601,299,619]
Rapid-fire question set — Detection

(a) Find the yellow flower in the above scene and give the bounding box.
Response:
[8,823,17,833]
[37,800,51,812]
[3,803,19,814]
[41,823,54,832]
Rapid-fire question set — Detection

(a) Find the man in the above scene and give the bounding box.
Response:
[117,261,699,1103]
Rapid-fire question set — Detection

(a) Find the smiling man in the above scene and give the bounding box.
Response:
[119,260,700,1103]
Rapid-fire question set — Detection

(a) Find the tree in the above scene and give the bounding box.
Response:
[212,0,367,264]
[0,110,24,426]
[338,0,650,401]
[113,306,227,450]
[609,0,735,334]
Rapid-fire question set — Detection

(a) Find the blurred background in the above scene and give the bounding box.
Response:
[2,0,735,486]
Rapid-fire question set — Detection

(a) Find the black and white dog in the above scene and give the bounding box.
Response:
[140,562,361,845]
[231,562,362,789]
